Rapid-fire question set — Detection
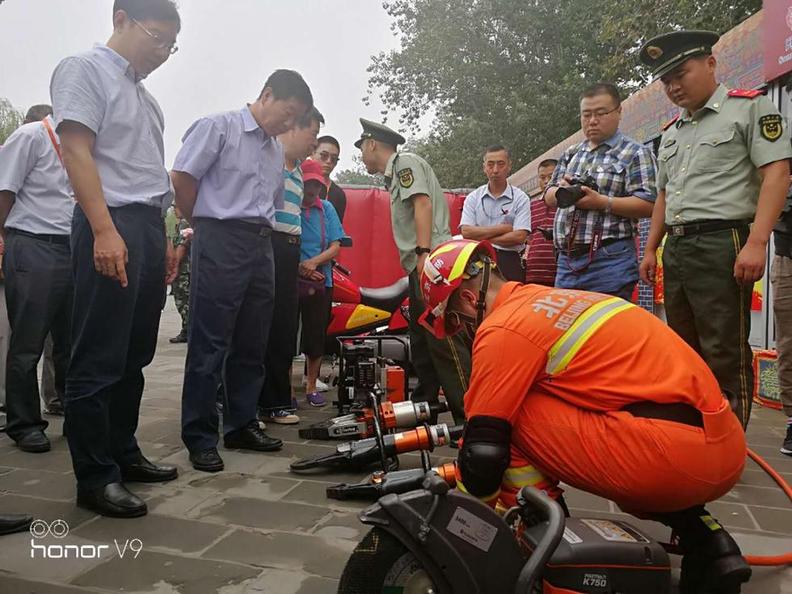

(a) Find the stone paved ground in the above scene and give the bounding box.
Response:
[0,302,790,593]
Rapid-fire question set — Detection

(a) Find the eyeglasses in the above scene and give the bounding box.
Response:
[316,151,339,165]
[580,106,619,121]
[133,19,179,55]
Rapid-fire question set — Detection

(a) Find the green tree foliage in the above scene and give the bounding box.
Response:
[334,156,385,186]
[0,97,23,145]
[369,0,761,187]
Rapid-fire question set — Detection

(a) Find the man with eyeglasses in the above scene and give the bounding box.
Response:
[544,83,656,300]
[639,31,792,429]
[459,145,531,282]
[312,135,347,222]
[173,70,314,473]
[49,0,181,517]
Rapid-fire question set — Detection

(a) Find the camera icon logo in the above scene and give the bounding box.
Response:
[30,519,69,539]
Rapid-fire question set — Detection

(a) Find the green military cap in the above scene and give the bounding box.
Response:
[639,30,720,79]
[354,118,406,149]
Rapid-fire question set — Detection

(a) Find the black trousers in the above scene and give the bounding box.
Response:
[3,230,72,440]
[299,287,332,358]
[65,204,165,489]
[259,231,300,412]
[407,269,471,424]
[494,249,524,282]
[181,218,275,454]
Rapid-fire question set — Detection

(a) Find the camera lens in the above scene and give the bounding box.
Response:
[556,185,585,208]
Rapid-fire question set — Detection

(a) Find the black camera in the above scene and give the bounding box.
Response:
[555,175,599,208]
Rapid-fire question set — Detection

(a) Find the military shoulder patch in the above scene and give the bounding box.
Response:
[728,89,763,99]
[398,168,414,188]
[662,115,680,131]
[759,114,783,142]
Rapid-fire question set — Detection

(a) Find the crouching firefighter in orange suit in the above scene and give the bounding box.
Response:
[419,239,751,594]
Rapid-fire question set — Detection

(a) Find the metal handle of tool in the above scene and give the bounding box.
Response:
[368,387,391,472]
[513,487,565,594]
[290,423,452,473]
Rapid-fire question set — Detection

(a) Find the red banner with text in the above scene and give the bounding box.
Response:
[764,0,792,81]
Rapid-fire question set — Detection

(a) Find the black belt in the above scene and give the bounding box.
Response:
[566,236,629,259]
[667,219,749,237]
[774,232,792,259]
[273,231,301,245]
[203,218,272,237]
[7,228,69,245]
[623,402,703,428]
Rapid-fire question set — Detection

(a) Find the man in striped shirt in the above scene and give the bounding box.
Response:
[524,159,558,286]
[259,107,324,424]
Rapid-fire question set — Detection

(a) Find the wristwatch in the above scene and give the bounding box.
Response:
[415,246,431,255]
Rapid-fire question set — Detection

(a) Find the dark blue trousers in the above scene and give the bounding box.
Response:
[3,230,72,441]
[259,231,300,413]
[65,204,165,489]
[181,218,275,454]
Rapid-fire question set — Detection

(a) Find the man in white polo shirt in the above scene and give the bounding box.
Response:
[0,103,73,453]
[460,144,531,281]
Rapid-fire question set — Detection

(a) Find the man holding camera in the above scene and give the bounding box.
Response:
[639,31,791,429]
[545,83,656,299]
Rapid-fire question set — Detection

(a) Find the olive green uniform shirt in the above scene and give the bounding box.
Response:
[165,206,179,244]
[386,152,451,272]
[657,84,792,225]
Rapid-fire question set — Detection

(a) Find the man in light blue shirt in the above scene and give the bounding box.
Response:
[460,144,531,281]
[50,0,181,519]
[259,107,324,425]
[172,69,314,473]
[0,104,73,451]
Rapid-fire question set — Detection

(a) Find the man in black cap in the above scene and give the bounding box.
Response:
[357,119,470,423]
[638,32,791,593]
[639,30,792,431]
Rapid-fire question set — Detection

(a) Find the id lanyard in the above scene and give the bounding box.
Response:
[563,160,603,274]
[566,209,604,274]
[42,118,63,164]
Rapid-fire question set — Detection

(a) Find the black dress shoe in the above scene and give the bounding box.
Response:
[16,430,51,453]
[169,330,188,344]
[0,513,33,535]
[76,482,147,518]
[189,448,224,472]
[121,454,178,483]
[224,420,283,452]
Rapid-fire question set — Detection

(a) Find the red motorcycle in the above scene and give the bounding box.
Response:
[328,261,409,341]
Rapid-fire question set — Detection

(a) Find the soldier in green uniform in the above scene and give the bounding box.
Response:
[169,213,192,344]
[639,31,792,429]
[356,118,470,423]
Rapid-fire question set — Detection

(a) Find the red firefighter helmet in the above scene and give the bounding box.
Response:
[418,239,497,338]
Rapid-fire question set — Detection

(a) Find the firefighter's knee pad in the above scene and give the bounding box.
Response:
[458,415,511,497]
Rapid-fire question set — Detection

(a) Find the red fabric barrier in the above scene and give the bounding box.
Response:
[335,186,467,289]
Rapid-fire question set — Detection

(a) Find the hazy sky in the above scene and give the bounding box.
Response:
[0,0,409,174]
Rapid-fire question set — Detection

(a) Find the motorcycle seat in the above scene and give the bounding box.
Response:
[360,277,409,312]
